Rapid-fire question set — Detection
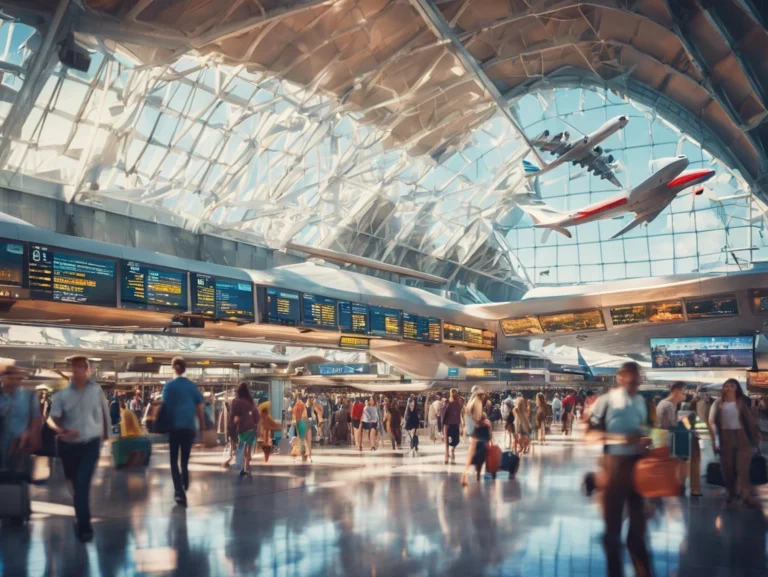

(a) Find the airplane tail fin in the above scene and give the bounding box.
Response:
[523,159,541,177]
[519,203,572,242]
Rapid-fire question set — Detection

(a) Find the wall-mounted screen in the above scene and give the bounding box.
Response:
[339,301,369,335]
[464,327,484,346]
[443,322,465,342]
[121,261,187,312]
[685,295,738,319]
[264,287,300,326]
[539,309,605,333]
[650,336,754,369]
[747,371,768,391]
[339,336,370,350]
[500,316,543,336]
[302,293,338,329]
[402,313,442,343]
[610,300,684,326]
[369,306,401,338]
[192,273,254,322]
[749,289,768,314]
[0,240,24,286]
[28,245,116,306]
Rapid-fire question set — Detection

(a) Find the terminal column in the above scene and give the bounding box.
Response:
[269,377,288,442]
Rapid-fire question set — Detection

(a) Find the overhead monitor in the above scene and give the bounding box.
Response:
[650,336,754,369]
[339,336,370,350]
[538,309,605,333]
[464,326,484,346]
[500,316,543,336]
[610,300,684,326]
[301,293,338,329]
[121,261,187,312]
[443,322,465,342]
[263,286,300,326]
[28,245,116,306]
[402,312,442,343]
[338,301,369,335]
[0,240,24,286]
[369,305,401,338]
[747,371,768,391]
[749,289,768,314]
[191,273,254,322]
[685,295,738,319]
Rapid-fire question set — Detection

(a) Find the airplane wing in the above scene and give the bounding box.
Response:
[533,138,570,154]
[610,202,671,239]
[576,149,622,188]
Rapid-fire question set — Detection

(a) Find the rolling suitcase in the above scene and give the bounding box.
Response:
[750,453,768,486]
[706,461,725,486]
[0,469,31,525]
[485,443,502,478]
[500,450,520,478]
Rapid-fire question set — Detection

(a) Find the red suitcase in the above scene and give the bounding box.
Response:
[486,443,502,478]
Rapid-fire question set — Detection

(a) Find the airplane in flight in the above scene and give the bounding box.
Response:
[520,156,715,242]
[523,115,629,188]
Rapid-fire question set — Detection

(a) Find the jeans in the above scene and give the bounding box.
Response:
[553,409,561,423]
[169,429,195,495]
[59,438,101,532]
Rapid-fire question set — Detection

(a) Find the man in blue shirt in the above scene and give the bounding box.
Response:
[587,361,652,577]
[161,356,205,507]
[0,365,41,468]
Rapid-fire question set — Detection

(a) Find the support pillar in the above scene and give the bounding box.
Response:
[269,378,288,442]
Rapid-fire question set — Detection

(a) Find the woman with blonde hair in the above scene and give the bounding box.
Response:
[535,393,548,445]
[513,397,532,454]
[460,387,491,486]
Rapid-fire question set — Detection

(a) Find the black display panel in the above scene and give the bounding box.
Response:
[402,312,442,343]
[121,261,187,312]
[685,295,738,319]
[191,273,254,322]
[339,301,369,334]
[0,240,24,286]
[443,322,465,342]
[264,287,300,326]
[28,245,116,306]
[302,293,338,329]
[369,306,401,338]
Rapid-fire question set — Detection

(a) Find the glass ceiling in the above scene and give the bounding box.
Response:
[0,20,765,299]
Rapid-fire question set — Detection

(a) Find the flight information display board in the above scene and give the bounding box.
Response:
[370,306,401,338]
[464,327,484,346]
[121,261,187,312]
[264,287,300,325]
[339,336,370,350]
[685,295,738,319]
[0,240,24,286]
[302,293,338,329]
[339,301,369,334]
[191,273,254,321]
[651,336,753,369]
[610,300,684,326]
[402,313,442,343]
[443,322,465,342]
[28,245,116,306]
[539,309,605,333]
[747,371,768,391]
[749,289,768,314]
[500,316,543,336]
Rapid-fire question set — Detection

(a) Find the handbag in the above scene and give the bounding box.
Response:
[633,455,683,497]
[154,403,171,434]
[750,453,768,486]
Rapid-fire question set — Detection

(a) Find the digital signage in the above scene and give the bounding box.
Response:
[0,240,24,286]
[370,306,401,338]
[339,301,369,334]
[192,273,254,322]
[121,261,187,312]
[539,309,605,333]
[685,295,738,319]
[500,316,543,336]
[339,336,370,350]
[650,336,754,369]
[302,293,338,329]
[402,312,442,343]
[749,289,768,314]
[610,300,684,326]
[443,322,465,342]
[264,287,300,326]
[28,245,116,306]
[747,371,768,391]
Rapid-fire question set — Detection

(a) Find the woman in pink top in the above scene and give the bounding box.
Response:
[229,382,259,476]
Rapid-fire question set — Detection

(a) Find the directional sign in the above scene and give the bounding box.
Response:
[317,363,372,376]
[447,367,459,378]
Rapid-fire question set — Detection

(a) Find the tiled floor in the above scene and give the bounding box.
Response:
[1,429,767,577]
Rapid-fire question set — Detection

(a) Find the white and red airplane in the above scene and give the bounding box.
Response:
[520,156,715,242]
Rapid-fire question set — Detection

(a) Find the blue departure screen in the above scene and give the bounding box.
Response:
[339,301,369,335]
[302,293,338,329]
[266,287,300,325]
[121,261,187,312]
[402,312,442,343]
[370,306,401,338]
[192,273,254,322]
[28,245,116,306]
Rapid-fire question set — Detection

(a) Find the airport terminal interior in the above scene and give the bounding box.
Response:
[0,0,768,575]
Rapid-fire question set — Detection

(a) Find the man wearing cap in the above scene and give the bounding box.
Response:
[47,355,110,543]
[0,365,42,469]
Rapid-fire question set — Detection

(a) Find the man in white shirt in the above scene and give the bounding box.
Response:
[587,361,652,577]
[657,381,686,429]
[428,393,443,443]
[47,355,110,543]
[551,394,562,424]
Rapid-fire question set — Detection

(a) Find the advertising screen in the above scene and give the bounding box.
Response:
[402,313,442,343]
[747,371,768,391]
[685,295,738,319]
[302,293,338,329]
[650,336,754,369]
[121,261,187,312]
[28,245,116,306]
[0,240,24,286]
[749,289,768,314]
[610,300,684,326]
[370,306,401,338]
[500,316,542,336]
[264,287,300,325]
[192,273,254,321]
[339,301,369,334]
[339,336,370,350]
[443,322,465,342]
[539,309,605,333]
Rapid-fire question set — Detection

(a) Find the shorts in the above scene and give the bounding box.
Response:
[362,422,377,431]
[238,429,257,449]
[352,419,361,429]
[446,424,460,447]
[471,424,491,443]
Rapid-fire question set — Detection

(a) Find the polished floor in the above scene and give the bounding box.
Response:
[1,426,767,577]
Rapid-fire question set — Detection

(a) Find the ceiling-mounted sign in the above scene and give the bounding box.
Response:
[316,363,372,376]
[447,367,459,378]
[339,336,369,350]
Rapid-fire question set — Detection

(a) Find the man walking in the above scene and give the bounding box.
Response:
[428,393,442,443]
[161,357,205,507]
[47,356,110,543]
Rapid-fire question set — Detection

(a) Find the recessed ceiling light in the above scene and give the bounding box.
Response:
[450,66,465,76]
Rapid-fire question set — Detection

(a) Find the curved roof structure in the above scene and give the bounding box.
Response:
[0,0,766,300]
